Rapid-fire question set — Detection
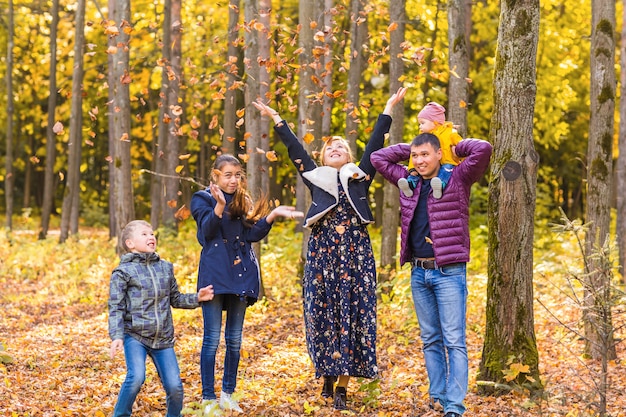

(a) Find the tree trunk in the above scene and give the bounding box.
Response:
[162,0,183,232]
[379,0,405,280]
[244,0,265,297]
[584,0,616,360]
[478,0,542,395]
[223,0,244,155]
[447,0,469,136]
[321,0,334,139]
[106,0,135,253]
[4,0,14,231]
[344,0,367,150]
[296,0,325,265]
[258,0,271,196]
[60,0,87,242]
[421,0,441,105]
[618,3,626,283]
[39,0,60,240]
[151,0,172,229]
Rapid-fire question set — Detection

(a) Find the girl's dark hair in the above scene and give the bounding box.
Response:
[411,133,441,150]
[212,154,271,227]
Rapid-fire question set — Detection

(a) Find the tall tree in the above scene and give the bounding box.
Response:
[223,0,244,155]
[107,0,135,252]
[344,0,367,150]
[39,0,60,240]
[244,0,264,296]
[162,0,183,231]
[379,0,405,278]
[295,0,325,262]
[151,0,171,229]
[4,0,14,231]
[243,0,261,199]
[256,0,271,196]
[447,0,469,136]
[60,0,87,242]
[321,0,334,139]
[478,0,542,394]
[584,0,616,359]
[618,2,626,283]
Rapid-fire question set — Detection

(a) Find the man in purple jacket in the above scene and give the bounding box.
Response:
[371,133,492,417]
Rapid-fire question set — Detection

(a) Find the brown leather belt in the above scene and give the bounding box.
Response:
[411,258,437,269]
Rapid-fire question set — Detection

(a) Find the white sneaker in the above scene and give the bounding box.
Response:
[203,399,222,416]
[431,177,443,199]
[219,391,243,413]
[398,178,413,197]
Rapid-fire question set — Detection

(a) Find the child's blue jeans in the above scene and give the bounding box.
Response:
[113,334,184,417]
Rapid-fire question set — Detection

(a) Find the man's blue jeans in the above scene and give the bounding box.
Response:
[113,335,184,417]
[410,262,468,415]
[200,294,247,400]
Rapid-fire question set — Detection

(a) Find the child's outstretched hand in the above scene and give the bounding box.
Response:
[266,205,304,224]
[110,339,123,359]
[198,284,214,302]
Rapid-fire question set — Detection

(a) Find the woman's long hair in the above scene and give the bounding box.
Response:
[211,154,271,227]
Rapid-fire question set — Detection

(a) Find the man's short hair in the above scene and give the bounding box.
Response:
[411,133,441,150]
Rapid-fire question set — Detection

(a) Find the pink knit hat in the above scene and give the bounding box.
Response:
[418,102,446,125]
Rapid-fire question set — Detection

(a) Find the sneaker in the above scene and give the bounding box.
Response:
[203,399,222,416]
[219,391,243,413]
[398,178,414,197]
[444,412,461,417]
[431,176,443,199]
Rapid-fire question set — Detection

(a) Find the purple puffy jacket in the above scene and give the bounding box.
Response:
[371,139,492,267]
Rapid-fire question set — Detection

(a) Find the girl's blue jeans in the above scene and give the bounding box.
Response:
[200,294,247,400]
[113,334,183,417]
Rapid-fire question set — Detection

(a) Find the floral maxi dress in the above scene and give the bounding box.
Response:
[303,182,377,379]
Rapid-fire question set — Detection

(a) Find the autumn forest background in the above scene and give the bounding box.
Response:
[1,0,626,416]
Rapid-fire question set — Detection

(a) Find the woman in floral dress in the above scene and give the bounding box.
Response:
[252,87,406,410]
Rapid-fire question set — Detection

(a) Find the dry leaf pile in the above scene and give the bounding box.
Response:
[0,226,624,416]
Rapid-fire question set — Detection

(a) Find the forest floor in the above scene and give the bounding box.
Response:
[0,222,625,417]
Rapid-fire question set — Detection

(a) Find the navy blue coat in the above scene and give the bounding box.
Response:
[191,191,273,304]
[274,114,392,228]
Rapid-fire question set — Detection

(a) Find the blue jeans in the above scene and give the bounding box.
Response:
[201,294,247,400]
[113,335,184,417]
[410,263,468,415]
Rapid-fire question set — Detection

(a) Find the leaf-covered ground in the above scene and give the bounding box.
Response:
[1,223,624,416]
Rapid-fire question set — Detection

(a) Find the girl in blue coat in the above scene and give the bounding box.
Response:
[191,154,302,413]
[252,87,406,411]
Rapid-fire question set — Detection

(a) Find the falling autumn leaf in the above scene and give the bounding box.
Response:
[265,151,278,162]
[190,116,201,129]
[238,153,250,163]
[303,133,315,144]
[166,199,178,208]
[174,204,191,221]
[388,22,398,32]
[52,122,64,135]
[209,115,219,129]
